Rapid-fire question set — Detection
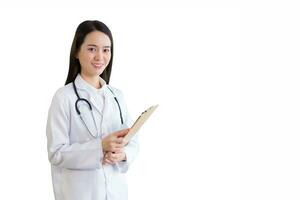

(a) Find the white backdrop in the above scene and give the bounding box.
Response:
[0,2,299,200]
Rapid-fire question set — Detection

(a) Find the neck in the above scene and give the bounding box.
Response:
[80,73,101,89]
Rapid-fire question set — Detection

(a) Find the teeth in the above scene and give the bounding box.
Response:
[93,63,102,67]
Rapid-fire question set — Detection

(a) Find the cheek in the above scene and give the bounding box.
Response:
[79,55,93,68]
[87,53,94,61]
[82,55,94,65]
[105,54,112,63]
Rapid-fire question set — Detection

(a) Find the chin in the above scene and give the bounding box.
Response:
[97,69,105,75]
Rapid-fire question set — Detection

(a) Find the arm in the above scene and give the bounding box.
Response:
[46,90,104,170]
[118,133,139,173]
[115,90,140,172]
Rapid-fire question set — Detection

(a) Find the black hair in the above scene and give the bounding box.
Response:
[65,20,114,85]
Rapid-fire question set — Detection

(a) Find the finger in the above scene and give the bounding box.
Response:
[111,137,124,146]
[112,149,122,154]
[103,157,114,165]
[111,156,122,163]
[112,151,123,156]
[115,137,124,144]
[107,152,118,158]
[103,153,113,163]
[114,129,129,137]
[111,146,125,153]
[107,157,117,164]
[111,153,124,162]
[102,160,108,165]
[113,142,124,148]
[107,152,123,161]
[122,140,128,146]
[102,154,108,164]
[107,143,123,152]
[109,143,124,151]
[109,139,124,146]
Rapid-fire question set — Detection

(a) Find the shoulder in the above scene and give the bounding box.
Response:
[51,83,74,106]
[106,85,124,98]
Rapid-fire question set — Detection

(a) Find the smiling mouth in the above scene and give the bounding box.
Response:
[92,63,104,68]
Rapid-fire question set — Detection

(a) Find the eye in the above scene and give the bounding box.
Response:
[104,48,110,53]
[88,47,96,52]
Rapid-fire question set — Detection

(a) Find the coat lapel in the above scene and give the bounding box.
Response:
[73,74,122,136]
[74,74,106,116]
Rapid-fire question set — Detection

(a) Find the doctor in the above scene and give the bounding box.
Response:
[46,20,139,200]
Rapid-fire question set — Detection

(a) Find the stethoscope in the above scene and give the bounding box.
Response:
[72,81,124,138]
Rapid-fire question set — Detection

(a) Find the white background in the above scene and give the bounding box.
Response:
[0,1,299,200]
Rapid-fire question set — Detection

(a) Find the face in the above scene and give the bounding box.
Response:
[76,31,112,77]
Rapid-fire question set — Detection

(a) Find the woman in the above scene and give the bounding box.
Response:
[46,20,139,200]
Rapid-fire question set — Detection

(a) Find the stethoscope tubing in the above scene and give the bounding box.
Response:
[72,81,124,138]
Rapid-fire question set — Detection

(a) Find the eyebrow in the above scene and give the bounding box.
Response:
[87,44,111,48]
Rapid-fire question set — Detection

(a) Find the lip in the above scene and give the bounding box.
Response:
[92,63,104,68]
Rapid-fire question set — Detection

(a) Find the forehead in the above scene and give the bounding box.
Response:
[83,31,111,47]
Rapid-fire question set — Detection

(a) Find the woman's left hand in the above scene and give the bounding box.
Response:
[102,151,126,165]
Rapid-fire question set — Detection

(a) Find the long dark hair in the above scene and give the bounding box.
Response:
[65,20,114,85]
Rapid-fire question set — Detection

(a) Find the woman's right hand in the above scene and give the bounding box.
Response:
[102,128,129,153]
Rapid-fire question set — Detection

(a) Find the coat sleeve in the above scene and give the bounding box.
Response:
[115,89,139,173]
[46,89,104,170]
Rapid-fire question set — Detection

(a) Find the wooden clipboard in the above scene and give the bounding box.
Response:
[124,104,159,143]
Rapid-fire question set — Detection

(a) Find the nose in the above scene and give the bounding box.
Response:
[94,50,104,61]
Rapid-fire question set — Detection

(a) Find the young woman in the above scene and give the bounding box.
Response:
[46,20,139,200]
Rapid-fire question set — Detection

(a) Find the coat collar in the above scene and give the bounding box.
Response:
[74,73,108,95]
[73,74,116,116]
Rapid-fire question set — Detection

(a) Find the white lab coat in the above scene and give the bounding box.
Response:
[46,74,139,200]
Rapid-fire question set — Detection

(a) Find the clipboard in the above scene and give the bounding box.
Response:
[124,104,159,143]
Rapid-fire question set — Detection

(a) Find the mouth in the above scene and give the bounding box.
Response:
[92,63,104,69]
